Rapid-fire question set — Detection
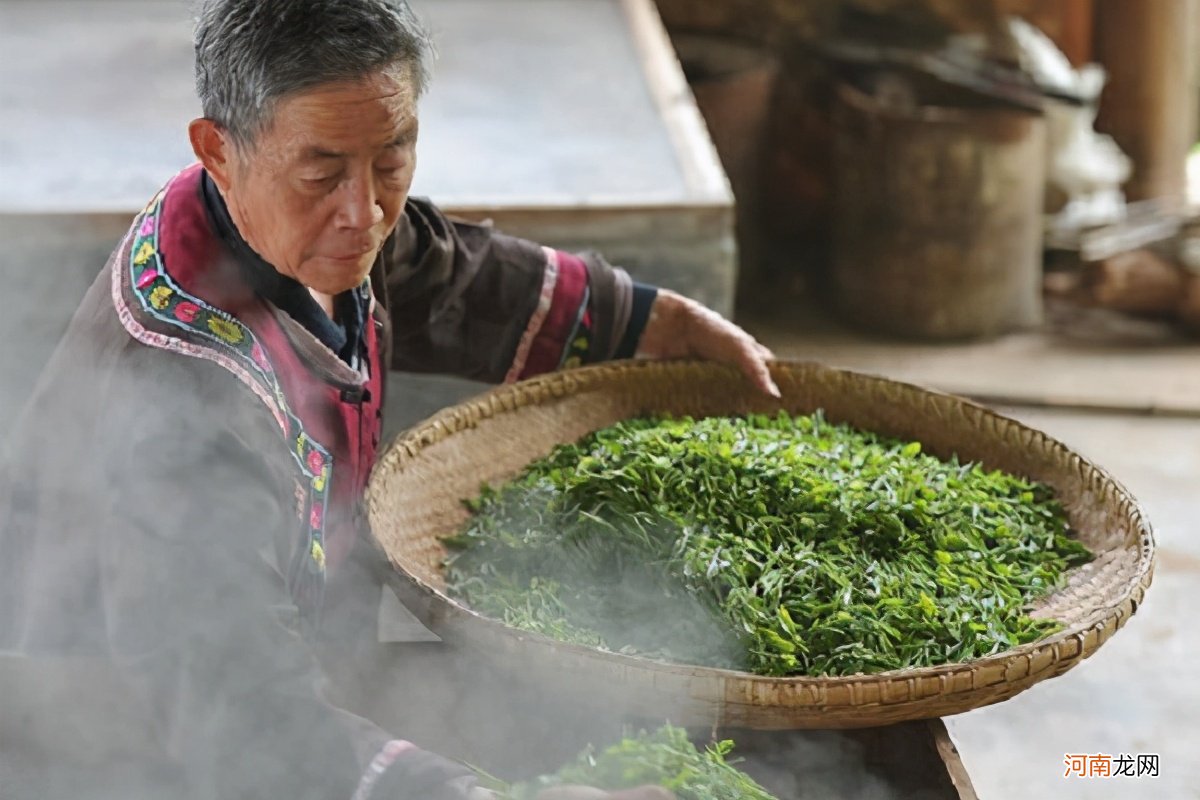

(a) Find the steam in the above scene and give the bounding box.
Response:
[0,4,940,795]
[1,334,945,799]
[729,728,939,800]
[414,487,935,799]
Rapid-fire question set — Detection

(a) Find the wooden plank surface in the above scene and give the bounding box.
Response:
[409,0,703,207]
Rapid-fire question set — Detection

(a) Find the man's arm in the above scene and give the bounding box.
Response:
[377,197,778,397]
[377,197,655,383]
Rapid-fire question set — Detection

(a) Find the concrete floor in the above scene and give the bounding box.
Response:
[748,302,1200,799]
[945,408,1198,800]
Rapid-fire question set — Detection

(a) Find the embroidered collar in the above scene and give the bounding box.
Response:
[200,170,370,369]
[116,173,332,616]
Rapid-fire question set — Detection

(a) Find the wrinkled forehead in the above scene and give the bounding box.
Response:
[250,65,419,158]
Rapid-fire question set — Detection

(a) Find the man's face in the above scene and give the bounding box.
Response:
[215,68,418,296]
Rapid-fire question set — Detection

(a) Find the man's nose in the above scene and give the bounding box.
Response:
[335,175,384,231]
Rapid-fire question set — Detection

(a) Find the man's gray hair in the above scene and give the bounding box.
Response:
[194,0,432,147]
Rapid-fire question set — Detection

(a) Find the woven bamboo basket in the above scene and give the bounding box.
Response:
[366,360,1154,729]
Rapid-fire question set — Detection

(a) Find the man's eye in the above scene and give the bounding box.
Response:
[302,174,338,185]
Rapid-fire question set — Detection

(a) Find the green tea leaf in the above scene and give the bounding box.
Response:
[443,412,1092,677]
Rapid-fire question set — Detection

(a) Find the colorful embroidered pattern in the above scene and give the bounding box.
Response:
[121,183,332,597]
[512,248,591,380]
[558,290,593,370]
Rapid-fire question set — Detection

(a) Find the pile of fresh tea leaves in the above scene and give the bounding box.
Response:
[481,724,776,800]
[444,412,1093,676]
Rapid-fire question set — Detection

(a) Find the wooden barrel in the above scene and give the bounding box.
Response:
[830,82,1047,339]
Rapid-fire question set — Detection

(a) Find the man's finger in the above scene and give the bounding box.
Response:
[693,319,781,400]
[753,361,782,399]
[736,339,781,399]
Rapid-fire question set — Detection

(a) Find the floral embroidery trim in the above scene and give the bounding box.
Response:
[207,316,245,344]
[120,179,332,584]
[149,285,174,310]
[557,287,592,370]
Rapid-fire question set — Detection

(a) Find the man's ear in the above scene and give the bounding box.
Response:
[189,118,235,191]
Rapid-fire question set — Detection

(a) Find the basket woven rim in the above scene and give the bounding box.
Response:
[368,359,1156,691]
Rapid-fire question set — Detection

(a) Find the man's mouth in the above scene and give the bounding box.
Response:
[328,248,375,263]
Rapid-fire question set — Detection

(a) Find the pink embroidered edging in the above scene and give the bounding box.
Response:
[503,246,559,383]
[353,739,418,800]
[109,226,289,434]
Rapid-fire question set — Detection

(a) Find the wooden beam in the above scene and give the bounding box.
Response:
[619,0,733,203]
[1094,0,1200,206]
[928,719,980,800]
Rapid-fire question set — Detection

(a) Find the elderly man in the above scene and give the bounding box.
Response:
[0,1,776,798]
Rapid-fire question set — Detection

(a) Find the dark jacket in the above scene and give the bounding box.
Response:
[0,164,651,799]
